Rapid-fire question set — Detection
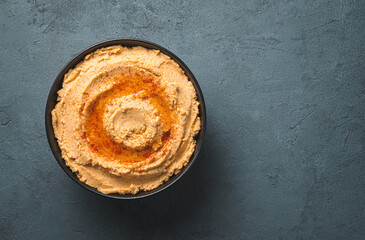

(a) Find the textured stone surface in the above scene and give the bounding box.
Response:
[1,0,365,239]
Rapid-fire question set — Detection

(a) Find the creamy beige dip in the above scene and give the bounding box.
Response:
[52,46,200,194]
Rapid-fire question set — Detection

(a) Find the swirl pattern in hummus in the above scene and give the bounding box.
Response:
[52,46,200,194]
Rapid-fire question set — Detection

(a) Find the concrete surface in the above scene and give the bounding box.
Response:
[1,0,365,239]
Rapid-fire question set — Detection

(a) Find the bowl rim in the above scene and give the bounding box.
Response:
[45,38,206,199]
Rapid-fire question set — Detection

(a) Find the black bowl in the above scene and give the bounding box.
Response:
[45,39,206,199]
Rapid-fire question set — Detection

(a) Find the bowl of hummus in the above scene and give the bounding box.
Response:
[45,39,206,199]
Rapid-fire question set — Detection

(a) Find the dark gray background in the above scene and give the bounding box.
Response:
[1,0,364,239]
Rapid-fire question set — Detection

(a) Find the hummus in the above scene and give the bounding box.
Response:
[52,46,201,194]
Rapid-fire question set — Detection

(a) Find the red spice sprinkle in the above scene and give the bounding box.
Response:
[83,72,176,164]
